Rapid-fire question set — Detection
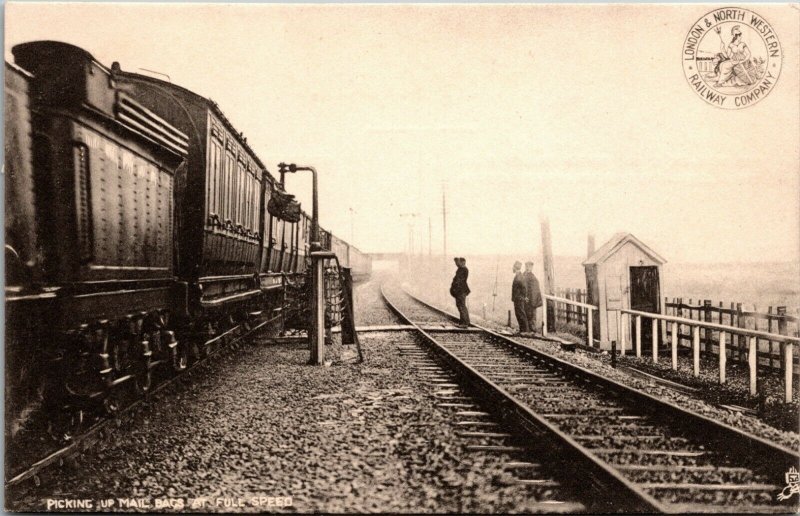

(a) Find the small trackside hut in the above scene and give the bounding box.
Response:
[583,233,666,350]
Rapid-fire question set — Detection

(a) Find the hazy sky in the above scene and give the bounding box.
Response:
[6,3,799,262]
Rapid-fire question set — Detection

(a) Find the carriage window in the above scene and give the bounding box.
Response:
[209,139,223,221]
[225,151,235,223]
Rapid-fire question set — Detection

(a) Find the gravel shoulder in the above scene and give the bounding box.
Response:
[10,327,576,513]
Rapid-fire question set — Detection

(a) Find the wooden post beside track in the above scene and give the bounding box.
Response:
[635,315,642,358]
[719,332,727,384]
[785,343,794,403]
[736,303,745,365]
[748,336,757,396]
[651,319,658,363]
[671,322,678,370]
[542,303,548,336]
[587,309,593,347]
[692,326,700,377]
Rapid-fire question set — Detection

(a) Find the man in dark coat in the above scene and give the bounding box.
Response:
[449,257,471,327]
[523,261,543,333]
[511,261,529,333]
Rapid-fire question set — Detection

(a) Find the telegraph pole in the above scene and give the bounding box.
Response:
[540,217,556,333]
[428,216,432,257]
[540,217,555,295]
[400,212,419,257]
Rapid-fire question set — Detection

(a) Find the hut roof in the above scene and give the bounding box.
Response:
[582,232,666,266]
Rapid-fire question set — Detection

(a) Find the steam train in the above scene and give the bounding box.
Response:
[5,41,371,441]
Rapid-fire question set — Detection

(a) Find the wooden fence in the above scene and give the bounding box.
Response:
[553,287,590,326]
[663,298,800,373]
[543,294,598,347]
[617,307,799,401]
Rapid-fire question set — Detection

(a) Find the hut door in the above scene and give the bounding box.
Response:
[629,266,660,344]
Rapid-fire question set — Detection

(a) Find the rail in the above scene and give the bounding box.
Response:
[381,285,664,512]
[6,312,281,491]
[542,294,599,347]
[388,284,800,512]
[615,307,799,401]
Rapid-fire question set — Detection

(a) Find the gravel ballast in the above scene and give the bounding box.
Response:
[353,272,403,327]
[11,324,582,513]
[404,282,800,452]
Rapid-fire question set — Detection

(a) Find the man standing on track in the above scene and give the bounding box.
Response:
[449,257,471,327]
[512,261,529,334]
[523,260,542,334]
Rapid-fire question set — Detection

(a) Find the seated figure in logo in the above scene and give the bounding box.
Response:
[711,25,759,87]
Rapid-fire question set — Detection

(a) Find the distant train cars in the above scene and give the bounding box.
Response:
[330,233,372,281]
[5,41,371,440]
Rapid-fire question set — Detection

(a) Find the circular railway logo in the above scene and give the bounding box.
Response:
[682,7,782,109]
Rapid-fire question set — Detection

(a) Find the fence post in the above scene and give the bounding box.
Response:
[736,303,745,365]
[778,306,787,374]
[587,308,594,347]
[611,340,617,368]
[748,336,757,396]
[719,332,726,384]
[768,306,774,370]
[635,315,642,358]
[703,300,712,354]
[671,321,678,370]
[619,312,626,356]
[542,301,548,336]
[785,343,794,403]
[566,290,572,325]
[677,298,684,348]
[652,319,658,363]
[692,326,700,377]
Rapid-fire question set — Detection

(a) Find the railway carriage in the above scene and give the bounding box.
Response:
[5,40,371,446]
[348,244,372,281]
[8,43,187,438]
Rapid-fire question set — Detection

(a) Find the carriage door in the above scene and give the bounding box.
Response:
[629,266,660,345]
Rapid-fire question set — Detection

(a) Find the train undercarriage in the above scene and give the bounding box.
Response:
[5,275,291,450]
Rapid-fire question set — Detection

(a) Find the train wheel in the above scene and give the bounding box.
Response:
[134,368,152,395]
[103,395,120,416]
[46,409,84,442]
[133,340,152,395]
[190,340,203,362]
[171,342,188,372]
[109,338,132,375]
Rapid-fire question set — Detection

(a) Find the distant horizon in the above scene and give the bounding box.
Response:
[368,252,800,266]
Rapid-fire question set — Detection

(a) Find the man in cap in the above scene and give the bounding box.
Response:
[449,257,471,327]
[511,261,529,334]
[523,260,543,333]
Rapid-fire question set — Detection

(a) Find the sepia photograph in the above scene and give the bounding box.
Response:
[3,2,799,513]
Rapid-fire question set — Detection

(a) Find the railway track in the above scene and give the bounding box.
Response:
[381,282,799,513]
[5,315,280,496]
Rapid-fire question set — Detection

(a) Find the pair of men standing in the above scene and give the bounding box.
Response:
[512,261,542,334]
[449,257,471,327]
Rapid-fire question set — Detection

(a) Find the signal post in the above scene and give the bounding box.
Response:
[278,162,329,365]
